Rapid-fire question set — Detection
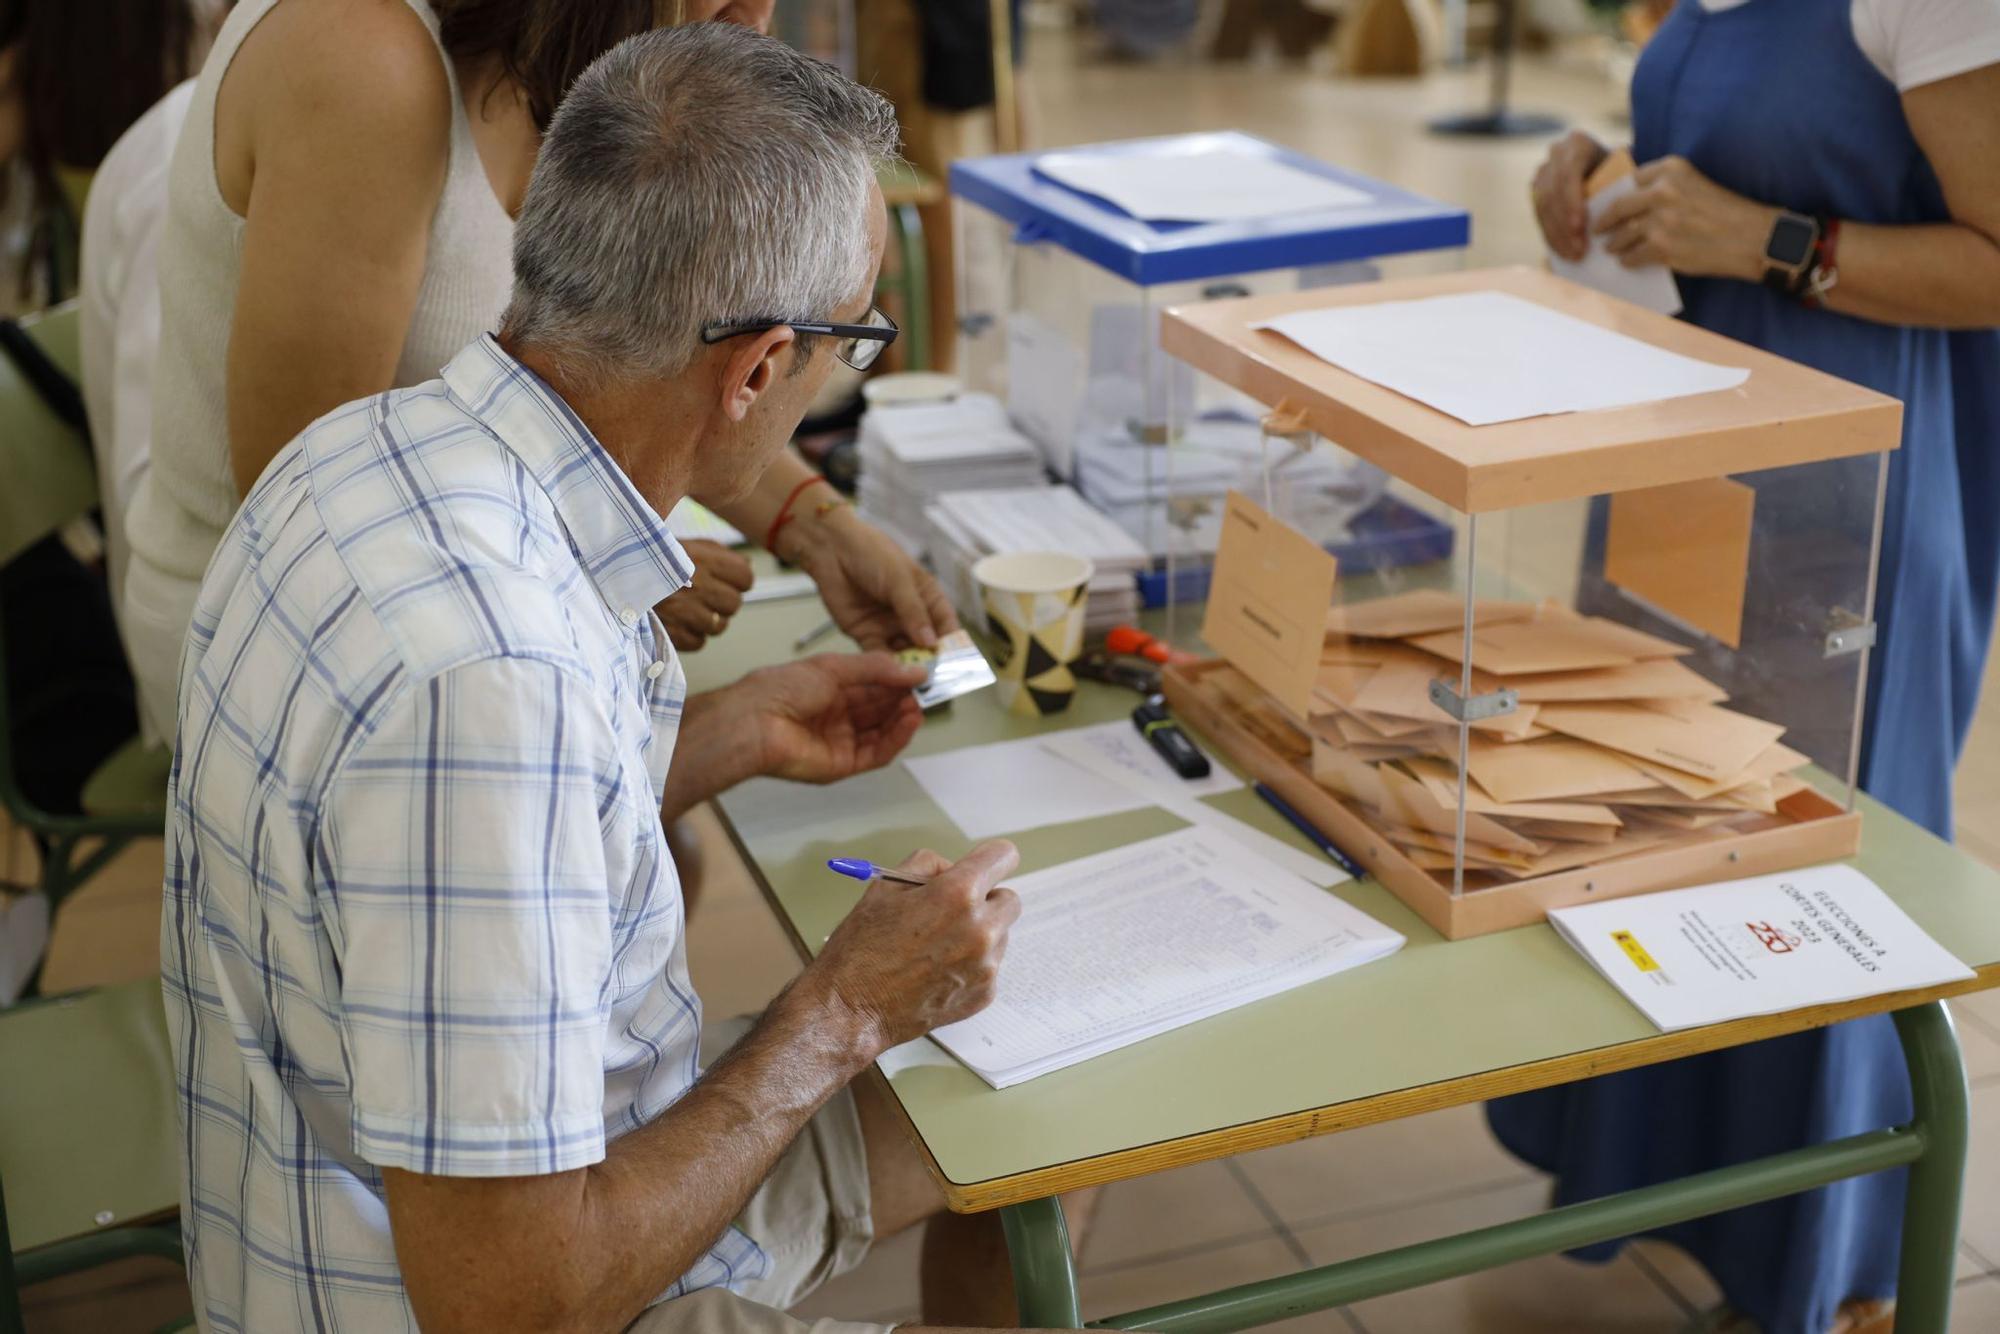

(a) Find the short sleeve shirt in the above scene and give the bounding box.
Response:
[162,335,772,1332]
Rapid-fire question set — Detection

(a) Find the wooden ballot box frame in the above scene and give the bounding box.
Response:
[1158,267,1902,940]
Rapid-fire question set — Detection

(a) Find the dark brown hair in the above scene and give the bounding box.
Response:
[0,0,203,299]
[432,0,686,132]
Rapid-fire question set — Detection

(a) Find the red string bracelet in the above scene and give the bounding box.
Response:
[764,474,829,554]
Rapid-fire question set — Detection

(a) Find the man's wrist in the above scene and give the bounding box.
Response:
[664,685,767,811]
[771,488,854,568]
[766,966,886,1074]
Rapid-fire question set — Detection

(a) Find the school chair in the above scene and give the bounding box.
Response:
[0,979,187,1334]
[0,303,167,995]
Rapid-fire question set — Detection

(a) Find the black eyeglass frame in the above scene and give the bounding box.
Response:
[699,305,900,371]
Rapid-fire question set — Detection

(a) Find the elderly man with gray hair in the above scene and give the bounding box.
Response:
[163,24,1039,1334]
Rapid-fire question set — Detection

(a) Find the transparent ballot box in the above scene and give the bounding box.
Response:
[1156,267,1901,940]
[949,132,1468,591]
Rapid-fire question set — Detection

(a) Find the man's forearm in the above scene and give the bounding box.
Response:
[559,973,879,1331]
[658,684,762,822]
[698,449,818,551]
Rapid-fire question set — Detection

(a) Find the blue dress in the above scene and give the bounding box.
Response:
[1487,3,2000,1332]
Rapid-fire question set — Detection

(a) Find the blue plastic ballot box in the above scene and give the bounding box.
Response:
[947,132,1469,586]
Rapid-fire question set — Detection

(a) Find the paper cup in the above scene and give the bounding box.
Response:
[972,551,1094,717]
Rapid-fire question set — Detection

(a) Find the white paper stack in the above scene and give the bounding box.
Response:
[856,393,1048,556]
[1074,417,1383,557]
[924,484,1146,634]
[925,827,1404,1088]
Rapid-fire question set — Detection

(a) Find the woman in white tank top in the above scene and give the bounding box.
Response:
[125,0,955,740]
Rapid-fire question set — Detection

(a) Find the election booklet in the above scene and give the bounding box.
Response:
[1547,865,1972,1032]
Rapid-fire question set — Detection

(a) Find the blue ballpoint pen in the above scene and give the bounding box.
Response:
[826,856,932,887]
[1251,782,1364,878]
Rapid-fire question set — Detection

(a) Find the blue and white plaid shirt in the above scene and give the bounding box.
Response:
[162,335,771,1332]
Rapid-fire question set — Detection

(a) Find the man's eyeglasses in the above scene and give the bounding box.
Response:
[700,304,900,372]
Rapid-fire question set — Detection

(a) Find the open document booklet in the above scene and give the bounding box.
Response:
[1548,864,1972,1032]
[912,827,1404,1089]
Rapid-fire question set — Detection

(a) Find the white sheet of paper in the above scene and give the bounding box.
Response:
[1035,148,1373,223]
[666,498,744,547]
[1549,174,1682,317]
[904,722,1240,840]
[1548,864,1973,1032]
[929,827,1404,1087]
[1007,312,1084,474]
[1042,725,1348,888]
[1256,291,1749,427]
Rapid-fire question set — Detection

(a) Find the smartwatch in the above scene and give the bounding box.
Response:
[1760,211,1821,297]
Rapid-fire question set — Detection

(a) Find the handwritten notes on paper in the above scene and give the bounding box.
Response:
[925,828,1403,1087]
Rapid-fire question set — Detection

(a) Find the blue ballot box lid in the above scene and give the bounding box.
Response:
[948,131,1471,287]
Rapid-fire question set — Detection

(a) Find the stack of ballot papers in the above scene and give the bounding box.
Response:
[922,827,1404,1087]
[1548,865,1971,1031]
[1072,417,1385,557]
[924,485,1146,634]
[856,393,1048,555]
[1308,590,1817,887]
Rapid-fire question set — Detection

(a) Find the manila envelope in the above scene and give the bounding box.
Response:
[1513,818,1622,844]
[1463,734,1652,805]
[1377,824,1538,873]
[1408,614,1692,676]
[1536,700,1785,782]
[1627,738,1808,800]
[1205,490,1338,718]
[1606,477,1756,650]
[1506,657,1729,704]
[1375,762,1544,854]
[1351,647,1493,717]
[1400,756,1623,825]
[1326,588,1537,640]
[1313,661,1379,713]
[1348,646,1544,737]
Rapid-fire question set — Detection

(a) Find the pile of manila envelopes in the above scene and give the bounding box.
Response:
[1308,589,1811,887]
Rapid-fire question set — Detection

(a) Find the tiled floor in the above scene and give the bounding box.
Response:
[12,23,2000,1334]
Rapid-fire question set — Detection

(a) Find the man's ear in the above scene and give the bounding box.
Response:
[718,326,797,423]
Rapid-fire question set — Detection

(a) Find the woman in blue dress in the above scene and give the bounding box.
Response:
[1496,3,2000,1332]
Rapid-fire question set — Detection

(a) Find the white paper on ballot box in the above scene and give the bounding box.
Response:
[1256,291,1748,426]
[1035,148,1373,223]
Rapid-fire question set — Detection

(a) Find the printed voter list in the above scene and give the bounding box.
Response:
[1547,864,1972,1032]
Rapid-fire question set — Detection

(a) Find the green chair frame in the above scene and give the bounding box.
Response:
[0,303,167,996]
[0,981,189,1334]
[874,160,939,372]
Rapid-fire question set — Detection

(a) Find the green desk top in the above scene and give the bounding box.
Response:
[688,586,2000,1209]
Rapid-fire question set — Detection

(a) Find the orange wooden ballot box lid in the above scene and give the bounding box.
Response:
[1159,266,1903,514]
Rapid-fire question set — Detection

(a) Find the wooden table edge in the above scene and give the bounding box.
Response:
[708,798,1997,1215]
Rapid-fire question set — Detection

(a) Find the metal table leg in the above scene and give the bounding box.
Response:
[1001,1195,1082,1327]
[1892,1001,1969,1334]
[992,1000,1972,1334]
